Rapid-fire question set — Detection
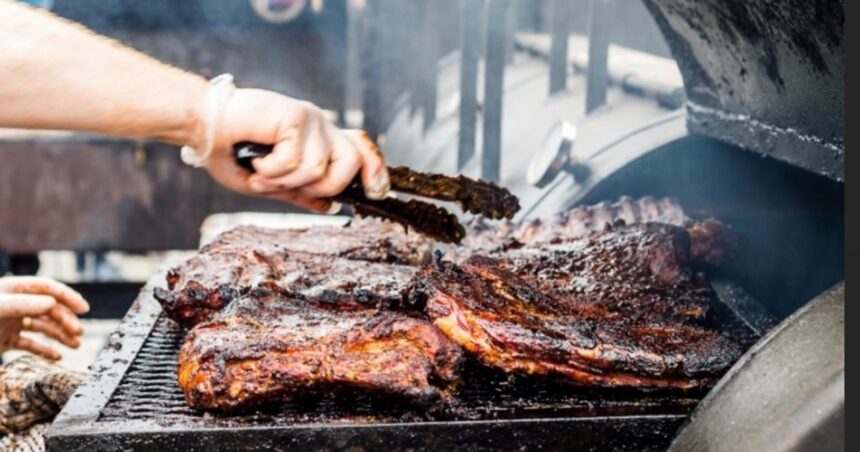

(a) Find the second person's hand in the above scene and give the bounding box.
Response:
[0,276,90,361]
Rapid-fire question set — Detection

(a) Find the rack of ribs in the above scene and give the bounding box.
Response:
[162,198,744,411]
[155,218,431,327]
[462,196,737,266]
[178,288,463,411]
[409,222,742,390]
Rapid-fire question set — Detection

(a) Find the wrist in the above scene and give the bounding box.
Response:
[183,76,210,151]
[181,74,237,167]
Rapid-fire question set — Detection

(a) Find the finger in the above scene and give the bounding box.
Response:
[0,276,89,314]
[0,293,56,318]
[46,304,83,336]
[246,174,285,194]
[298,145,361,198]
[251,123,303,178]
[344,130,389,200]
[14,335,61,361]
[265,190,336,214]
[29,315,80,348]
[264,124,332,189]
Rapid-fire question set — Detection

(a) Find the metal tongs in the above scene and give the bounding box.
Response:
[233,142,520,243]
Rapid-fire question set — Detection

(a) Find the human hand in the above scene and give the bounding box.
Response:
[0,277,90,361]
[204,88,390,213]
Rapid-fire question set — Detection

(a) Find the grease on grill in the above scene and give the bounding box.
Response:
[99,307,758,426]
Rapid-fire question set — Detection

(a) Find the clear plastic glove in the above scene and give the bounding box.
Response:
[204,89,390,213]
[0,277,90,361]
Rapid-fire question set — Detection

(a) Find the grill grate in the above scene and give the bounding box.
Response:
[98,298,759,426]
[99,313,702,425]
[48,275,769,451]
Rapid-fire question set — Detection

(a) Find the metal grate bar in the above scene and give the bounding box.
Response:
[98,313,751,425]
[98,291,761,425]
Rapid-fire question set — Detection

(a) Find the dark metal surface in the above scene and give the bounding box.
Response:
[710,281,778,338]
[457,0,482,170]
[554,134,844,320]
[585,0,613,113]
[51,0,348,111]
[7,253,40,275]
[669,283,844,452]
[481,0,510,183]
[71,282,143,319]
[0,135,298,253]
[45,270,769,451]
[642,0,844,180]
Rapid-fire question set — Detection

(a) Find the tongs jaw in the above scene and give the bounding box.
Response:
[234,142,520,243]
[387,167,520,220]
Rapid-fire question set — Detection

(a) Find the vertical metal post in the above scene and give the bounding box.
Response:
[344,0,364,127]
[409,1,426,117]
[549,0,573,95]
[504,0,516,64]
[360,0,382,138]
[458,0,483,170]
[421,0,439,131]
[482,0,510,182]
[540,0,554,33]
[586,0,613,113]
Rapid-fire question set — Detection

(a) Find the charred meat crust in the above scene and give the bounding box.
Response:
[386,166,520,220]
[410,223,743,390]
[331,166,519,244]
[162,199,744,412]
[178,289,463,411]
[155,219,430,327]
[344,192,467,244]
[461,196,737,266]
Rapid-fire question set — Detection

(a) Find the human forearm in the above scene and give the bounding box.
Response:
[0,0,207,147]
[0,0,390,210]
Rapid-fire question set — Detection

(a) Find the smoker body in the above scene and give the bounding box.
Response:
[381,0,844,448]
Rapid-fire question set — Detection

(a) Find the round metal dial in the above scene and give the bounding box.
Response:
[528,120,577,188]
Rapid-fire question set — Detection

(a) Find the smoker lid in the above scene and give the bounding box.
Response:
[643,0,844,181]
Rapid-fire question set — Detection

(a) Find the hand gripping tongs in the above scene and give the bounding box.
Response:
[233,142,520,243]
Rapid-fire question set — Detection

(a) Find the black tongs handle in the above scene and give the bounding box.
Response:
[233,140,363,200]
[233,142,274,173]
[231,142,466,243]
[233,141,520,221]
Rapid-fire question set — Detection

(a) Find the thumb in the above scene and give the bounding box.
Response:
[0,294,56,318]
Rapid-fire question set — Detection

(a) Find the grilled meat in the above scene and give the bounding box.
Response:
[178,289,463,411]
[162,197,743,402]
[386,166,520,220]
[156,249,416,328]
[334,165,521,244]
[235,142,520,243]
[463,196,687,247]
[343,191,467,244]
[488,223,715,324]
[463,196,737,265]
[155,219,429,327]
[686,218,739,266]
[410,223,742,390]
[198,218,433,265]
